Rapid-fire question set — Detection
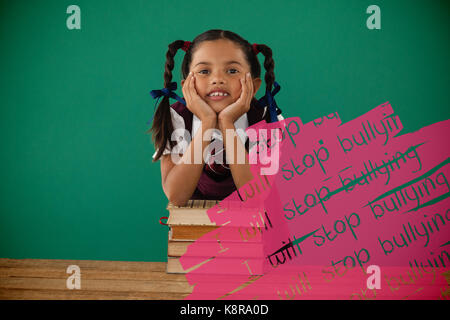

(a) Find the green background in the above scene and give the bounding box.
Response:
[0,0,448,262]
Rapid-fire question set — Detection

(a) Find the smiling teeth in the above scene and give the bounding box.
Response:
[209,92,228,96]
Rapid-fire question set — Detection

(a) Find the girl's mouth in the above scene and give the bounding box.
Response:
[207,94,229,101]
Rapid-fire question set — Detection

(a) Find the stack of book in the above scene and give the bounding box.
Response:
[165,199,265,274]
[166,199,219,274]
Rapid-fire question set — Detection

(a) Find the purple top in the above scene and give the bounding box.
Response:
[166,98,269,200]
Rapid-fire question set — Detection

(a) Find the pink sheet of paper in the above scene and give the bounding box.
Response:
[179,102,450,300]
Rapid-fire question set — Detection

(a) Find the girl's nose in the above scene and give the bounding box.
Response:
[210,72,226,84]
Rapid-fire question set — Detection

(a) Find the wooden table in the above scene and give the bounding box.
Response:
[0,258,192,300]
[1,258,449,300]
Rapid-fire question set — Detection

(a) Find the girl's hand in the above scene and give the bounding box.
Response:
[182,72,217,123]
[218,73,253,124]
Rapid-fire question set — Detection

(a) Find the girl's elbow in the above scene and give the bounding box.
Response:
[166,191,189,207]
[163,180,192,207]
[170,198,188,207]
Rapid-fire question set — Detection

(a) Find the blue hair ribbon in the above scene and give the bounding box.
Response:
[147,82,186,125]
[257,81,282,122]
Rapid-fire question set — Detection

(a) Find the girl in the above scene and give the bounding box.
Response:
[148,29,283,206]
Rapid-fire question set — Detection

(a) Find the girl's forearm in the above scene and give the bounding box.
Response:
[219,119,254,190]
[164,118,216,206]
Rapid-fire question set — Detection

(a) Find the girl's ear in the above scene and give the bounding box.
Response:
[252,77,262,96]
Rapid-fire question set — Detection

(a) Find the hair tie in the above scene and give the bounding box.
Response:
[252,43,260,55]
[257,81,282,123]
[181,41,191,52]
[147,82,186,125]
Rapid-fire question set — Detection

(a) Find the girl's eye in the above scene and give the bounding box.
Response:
[198,69,239,74]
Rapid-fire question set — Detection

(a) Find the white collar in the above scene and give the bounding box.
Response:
[192,113,249,145]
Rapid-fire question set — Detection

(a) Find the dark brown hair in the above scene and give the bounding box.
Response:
[147,29,276,162]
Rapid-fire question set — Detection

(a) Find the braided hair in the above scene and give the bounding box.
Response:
[148,29,276,162]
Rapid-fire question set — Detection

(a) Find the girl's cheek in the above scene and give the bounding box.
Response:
[195,78,205,93]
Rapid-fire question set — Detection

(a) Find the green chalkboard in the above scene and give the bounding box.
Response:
[0,0,448,262]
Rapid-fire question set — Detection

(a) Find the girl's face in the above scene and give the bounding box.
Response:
[182,39,262,114]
